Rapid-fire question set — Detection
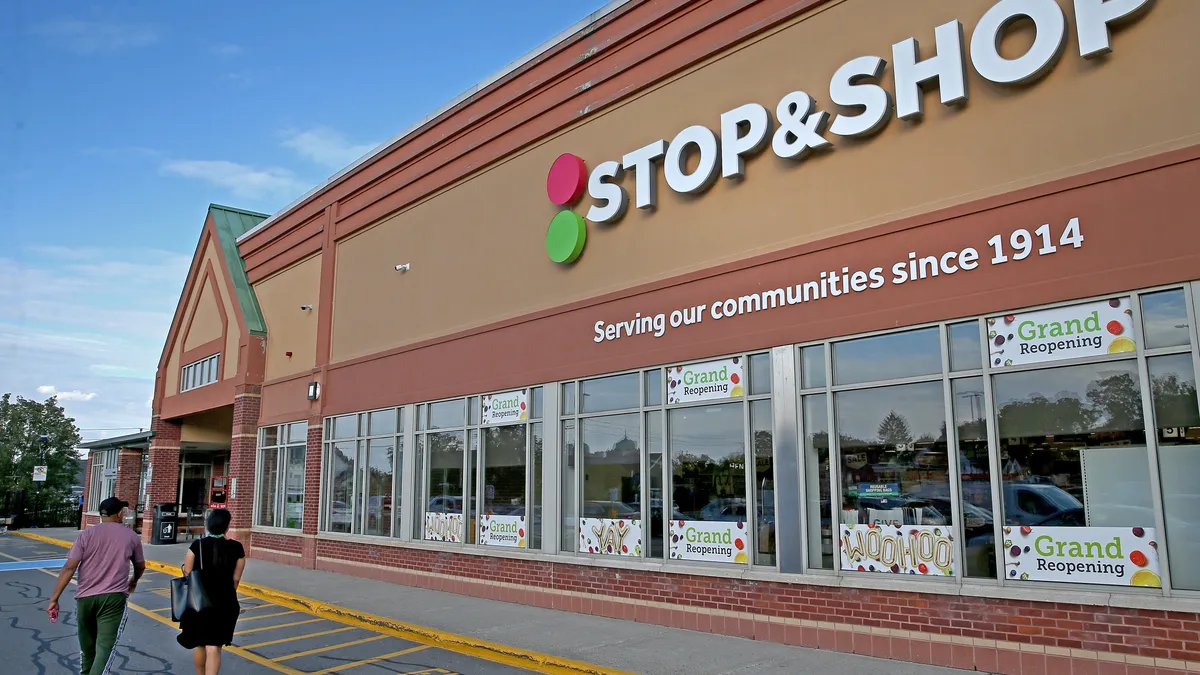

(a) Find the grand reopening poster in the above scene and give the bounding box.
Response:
[1001,525,1161,587]
[669,520,750,564]
[480,514,527,548]
[987,297,1136,367]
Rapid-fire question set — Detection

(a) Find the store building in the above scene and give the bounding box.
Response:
[83,0,1200,670]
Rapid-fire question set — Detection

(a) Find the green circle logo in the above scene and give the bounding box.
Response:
[546,210,586,264]
[545,153,588,265]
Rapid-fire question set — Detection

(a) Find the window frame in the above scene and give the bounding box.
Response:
[180,353,220,393]
[254,421,307,530]
[319,408,403,538]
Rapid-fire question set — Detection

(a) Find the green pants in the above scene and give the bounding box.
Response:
[76,592,128,675]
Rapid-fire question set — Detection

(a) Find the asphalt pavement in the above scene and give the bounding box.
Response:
[0,532,541,674]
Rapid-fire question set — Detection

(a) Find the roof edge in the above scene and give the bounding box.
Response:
[79,430,156,451]
[210,203,271,219]
[236,0,635,245]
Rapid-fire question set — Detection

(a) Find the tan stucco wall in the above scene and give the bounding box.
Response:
[256,253,321,381]
[164,238,241,398]
[180,407,234,445]
[330,0,1198,363]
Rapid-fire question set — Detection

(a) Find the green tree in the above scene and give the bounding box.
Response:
[877,410,913,446]
[0,394,83,500]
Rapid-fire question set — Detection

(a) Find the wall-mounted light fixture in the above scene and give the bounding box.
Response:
[307,381,321,401]
[394,263,411,272]
[300,304,313,311]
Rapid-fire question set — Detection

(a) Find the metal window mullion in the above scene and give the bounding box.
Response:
[639,373,648,559]
[742,375,756,567]
[825,342,842,575]
[980,317,1007,585]
[1131,291,1174,595]
[828,372,945,393]
[399,405,415,541]
[543,384,560,553]
[940,324,966,579]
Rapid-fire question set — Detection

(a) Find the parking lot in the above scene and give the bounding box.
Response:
[0,532,548,674]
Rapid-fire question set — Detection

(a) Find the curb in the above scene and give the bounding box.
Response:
[11,531,634,675]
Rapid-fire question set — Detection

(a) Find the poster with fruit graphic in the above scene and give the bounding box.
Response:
[579,518,642,556]
[480,514,526,548]
[1001,525,1160,587]
[669,520,750,564]
[840,524,956,576]
[667,357,745,405]
[482,390,528,425]
[424,512,464,542]
[987,297,1136,368]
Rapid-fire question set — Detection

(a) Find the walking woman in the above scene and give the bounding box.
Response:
[177,508,245,675]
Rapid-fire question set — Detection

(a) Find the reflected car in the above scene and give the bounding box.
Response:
[582,501,640,519]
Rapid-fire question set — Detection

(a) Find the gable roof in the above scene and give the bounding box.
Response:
[208,204,268,336]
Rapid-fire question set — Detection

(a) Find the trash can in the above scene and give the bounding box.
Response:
[151,503,178,545]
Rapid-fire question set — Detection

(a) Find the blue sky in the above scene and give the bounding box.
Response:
[1,1,608,443]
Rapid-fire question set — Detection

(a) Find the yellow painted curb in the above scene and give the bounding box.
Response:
[11,531,634,675]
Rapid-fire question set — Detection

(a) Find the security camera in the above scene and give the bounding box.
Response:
[300,304,313,311]
[395,263,410,272]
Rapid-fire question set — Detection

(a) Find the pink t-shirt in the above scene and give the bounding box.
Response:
[67,522,145,598]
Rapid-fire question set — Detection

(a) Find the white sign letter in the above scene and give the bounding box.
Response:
[720,103,771,179]
[622,140,667,210]
[970,0,1066,84]
[892,20,968,120]
[665,126,720,195]
[829,56,892,138]
[585,161,627,224]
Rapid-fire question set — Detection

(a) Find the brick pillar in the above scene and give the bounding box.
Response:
[80,453,93,529]
[115,448,142,508]
[300,421,323,569]
[142,416,182,542]
[227,385,261,548]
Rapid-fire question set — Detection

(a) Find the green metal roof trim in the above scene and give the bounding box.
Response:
[208,204,268,336]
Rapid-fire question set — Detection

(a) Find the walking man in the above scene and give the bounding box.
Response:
[48,497,146,675]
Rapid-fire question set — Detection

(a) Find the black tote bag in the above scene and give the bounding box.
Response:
[169,538,214,621]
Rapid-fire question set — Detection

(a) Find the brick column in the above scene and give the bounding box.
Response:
[300,421,323,569]
[80,453,93,529]
[115,448,142,508]
[142,416,182,542]
[227,384,261,548]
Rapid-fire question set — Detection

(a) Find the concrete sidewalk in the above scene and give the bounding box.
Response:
[26,527,968,675]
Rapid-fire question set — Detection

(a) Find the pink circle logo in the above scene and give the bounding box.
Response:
[545,153,588,264]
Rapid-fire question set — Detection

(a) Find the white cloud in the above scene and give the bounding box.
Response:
[161,159,308,200]
[282,127,379,169]
[34,18,159,54]
[36,386,99,402]
[210,43,243,57]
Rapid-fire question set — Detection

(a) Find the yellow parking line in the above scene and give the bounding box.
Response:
[123,601,305,675]
[237,609,297,622]
[273,634,387,662]
[238,626,355,650]
[308,645,430,675]
[235,618,323,635]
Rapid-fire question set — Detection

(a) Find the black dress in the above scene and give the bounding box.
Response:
[177,536,245,649]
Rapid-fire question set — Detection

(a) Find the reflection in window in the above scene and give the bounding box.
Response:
[429,399,466,430]
[992,361,1154,581]
[953,378,994,578]
[833,327,941,385]
[257,447,278,527]
[1149,353,1200,590]
[330,414,356,440]
[467,430,479,544]
[670,404,748,564]
[561,420,577,553]
[581,414,642,554]
[531,422,544,550]
[803,395,830,569]
[365,438,394,537]
[836,382,953,528]
[647,411,664,559]
[752,399,775,566]
[1141,289,1191,350]
[284,445,305,529]
[949,322,982,372]
[426,431,465,515]
[327,441,355,533]
[482,425,527,519]
[801,346,826,389]
[749,353,772,395]
[581,373,641,413]
[645,370,663,406]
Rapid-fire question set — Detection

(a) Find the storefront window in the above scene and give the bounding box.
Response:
[257,422,307,529]
[751,399,774,565]
[1141,289,1191,349]
[993,361,1157,587]
[531,422,544,550]
[425,430,465,541]
[561,419,577,553]
[670,404,748,564]
[949,322,983,372]
[1149,353,1200,590]
[481,425,525,545]
[321,411,400,536]
[257,446,278,527]
[580,413,642,555]
[647,411,664,558]
[833,327,941,386]
[801,345,826,389]
[952,378,994,578]
[581,373,640,413]
[803,394,831,569]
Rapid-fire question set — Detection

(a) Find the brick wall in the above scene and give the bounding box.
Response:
[299,537,1200,673]
[298,424,323,568]
[115,448,142,507]
[251,531,304,555]
[227,385,261,543]
[141,416,182,542]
